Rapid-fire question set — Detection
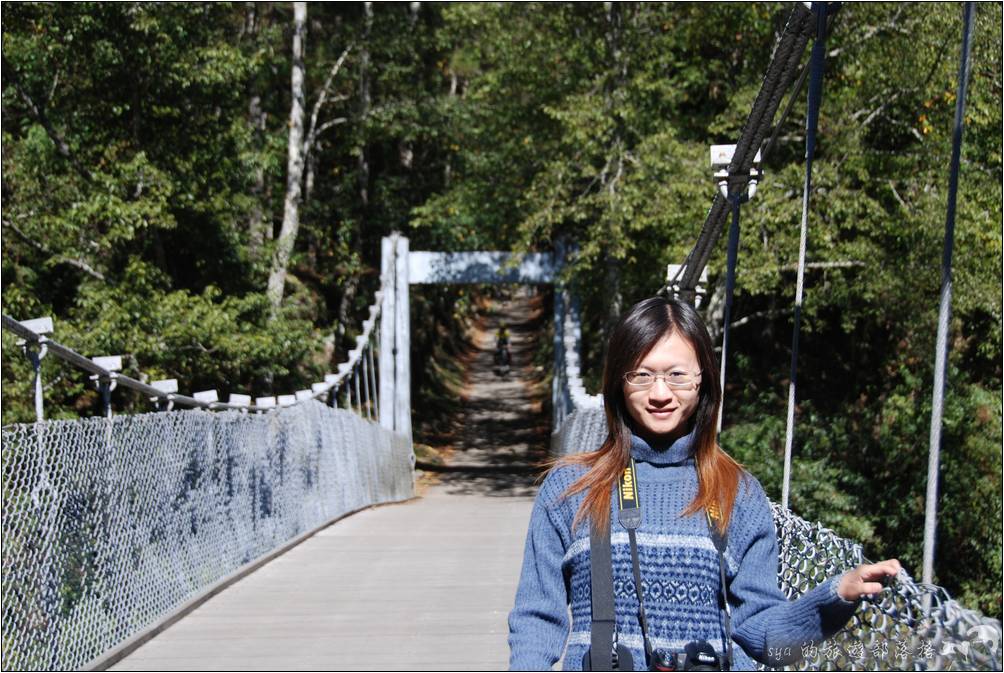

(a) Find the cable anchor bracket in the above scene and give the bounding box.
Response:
[711,144,762,201]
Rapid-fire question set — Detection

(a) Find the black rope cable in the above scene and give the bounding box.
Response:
[716,194,744,432]
[760,54,813,166]
[760,10,839,166]
[675,3,816,303]
[717,4,841,439]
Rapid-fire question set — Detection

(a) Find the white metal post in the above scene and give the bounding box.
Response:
[394,235,412,439]
[379,235,397,430]
[366,342,378,420]
[28,346,46,422]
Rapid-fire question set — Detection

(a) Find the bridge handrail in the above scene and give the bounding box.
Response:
[560,320,597,412]
[2,288,386,416]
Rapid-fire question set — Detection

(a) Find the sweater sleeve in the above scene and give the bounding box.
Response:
[508,482,571,671]
[729,477,859,666]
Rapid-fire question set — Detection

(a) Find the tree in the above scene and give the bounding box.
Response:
[266,2,352,311]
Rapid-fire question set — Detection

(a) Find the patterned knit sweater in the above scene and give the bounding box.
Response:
[508,430,859,671]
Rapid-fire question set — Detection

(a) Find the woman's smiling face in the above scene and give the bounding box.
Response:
[622,331,702,443]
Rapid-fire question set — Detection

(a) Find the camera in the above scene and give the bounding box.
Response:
[581,643,633,671]
[650,641,722,671]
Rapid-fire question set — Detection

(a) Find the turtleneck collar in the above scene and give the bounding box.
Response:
[629,427,697,466]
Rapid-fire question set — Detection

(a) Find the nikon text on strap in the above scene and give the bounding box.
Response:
[617,460,655,666]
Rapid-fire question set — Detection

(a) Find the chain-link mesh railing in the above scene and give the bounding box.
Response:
[2,235,417,671]
[550,288,602,440]
[770,503,1001,671]
[551,399,1002,671]
[2,401,413,671]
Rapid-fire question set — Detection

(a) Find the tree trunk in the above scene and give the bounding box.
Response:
[705,275,727,345]
[304,147,317,201]
[267,1,307,311]
[246,4,272,260]
[248,93,269,258]
[599,3,625,354]
[336,274,359,354]
[357,2,373,209]
[444,70,458,187]
[404,1,420,172]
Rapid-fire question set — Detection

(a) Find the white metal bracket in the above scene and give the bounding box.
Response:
[711,144,762,200]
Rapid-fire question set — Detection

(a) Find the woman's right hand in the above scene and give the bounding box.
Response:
[837,559,902,601]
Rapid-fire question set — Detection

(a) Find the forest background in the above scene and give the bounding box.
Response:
[2,3,1001,619]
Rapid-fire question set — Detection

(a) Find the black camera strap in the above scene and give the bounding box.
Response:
[589,509,618,671]
[616,459,655,666]
[588,459,733,671]
[705,506,733,671]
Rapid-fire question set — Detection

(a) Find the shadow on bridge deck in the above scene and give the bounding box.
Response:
[110,487,533,671]
[414,286,553,500]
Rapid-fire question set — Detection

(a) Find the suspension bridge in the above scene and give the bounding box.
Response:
[2,4,1000,671]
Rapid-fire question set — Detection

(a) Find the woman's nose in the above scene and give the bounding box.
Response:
[648,378,677,401]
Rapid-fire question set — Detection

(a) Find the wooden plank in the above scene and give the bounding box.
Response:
[109,487,536,672]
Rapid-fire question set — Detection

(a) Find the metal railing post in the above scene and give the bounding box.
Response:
[366,341,378,420]
[361,354,372,421]
[25,343,47,423]
[353,365,362,416]
[346,370,354,411]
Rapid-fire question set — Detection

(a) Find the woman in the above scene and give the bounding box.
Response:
[508,297,900,671]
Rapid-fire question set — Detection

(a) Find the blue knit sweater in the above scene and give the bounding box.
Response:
[508,430,859,671]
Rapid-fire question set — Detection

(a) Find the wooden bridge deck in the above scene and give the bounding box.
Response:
[111,484,535,671]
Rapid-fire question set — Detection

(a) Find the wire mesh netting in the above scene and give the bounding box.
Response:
[2,401,414,671]
[552,405,1002,671]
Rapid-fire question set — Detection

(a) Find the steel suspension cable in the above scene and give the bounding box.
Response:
[353,365,362,416]
[676,4,816,302]
[361,351,372,420]
[782,2,830,510]
[923,1,975,586]
[760,11,839,167]
[717,196,744,434]
[368,335,379,419]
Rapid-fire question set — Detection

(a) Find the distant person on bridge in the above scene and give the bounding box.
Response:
[496,324,510,348]
[494,325,512,377]
[508,296,901,671]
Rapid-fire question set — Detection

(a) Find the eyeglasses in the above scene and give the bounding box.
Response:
[623,370,702,390]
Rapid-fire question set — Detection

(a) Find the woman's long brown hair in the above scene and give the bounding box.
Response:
[556,297,743,535]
